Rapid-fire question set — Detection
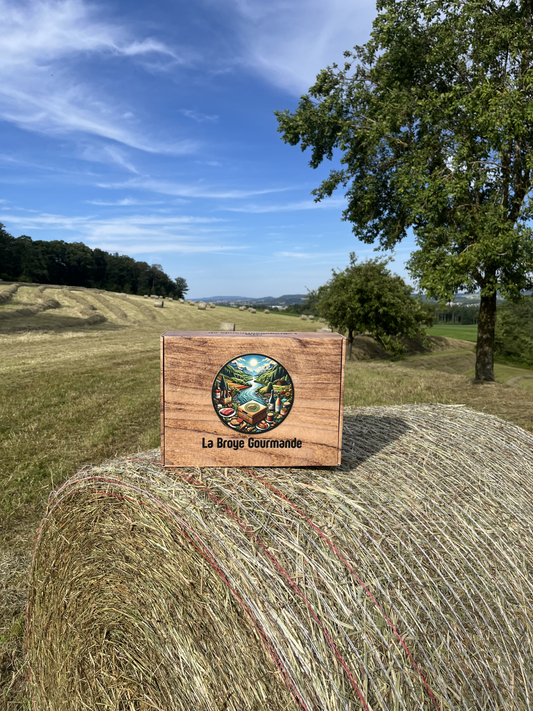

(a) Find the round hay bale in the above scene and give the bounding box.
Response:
[144,295,149,298]
[189,301,195,306]
[153,300,164,308]
[84,311,107,325]
[0,282,20,303]
[319,317,326,323]
[300,314,308,320]
[27,405,533,710]
[167,297,173,302]
[264,308,270,314]
[308,315,315,320]
[239,305,246,311]
[198,303,206,310]
[249,308,256,313]
[209,303,216,308]
[178,298,184,303]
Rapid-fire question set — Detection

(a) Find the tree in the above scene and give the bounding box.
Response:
[275,0,533,381]
[308,253,434,360]
[174,276,189,298]
[494,294,533,368]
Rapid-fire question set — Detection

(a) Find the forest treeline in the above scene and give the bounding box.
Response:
[0,224,188,298]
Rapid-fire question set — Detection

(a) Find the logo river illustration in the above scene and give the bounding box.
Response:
[212,354,293,434]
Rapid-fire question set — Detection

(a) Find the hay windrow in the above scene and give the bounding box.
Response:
[0,295,61,320]
[90,293,129,320]
[0,282,21,303]
[114,293,157,321]
[27,404,533,711]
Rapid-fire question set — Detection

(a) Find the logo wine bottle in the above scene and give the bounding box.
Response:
[212,354,293,434]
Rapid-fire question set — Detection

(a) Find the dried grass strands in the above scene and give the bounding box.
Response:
[119,296,157,322]
[0,296,61,320]
[27,404,533,711]
[90,293,129,321]
[0,282,20,303]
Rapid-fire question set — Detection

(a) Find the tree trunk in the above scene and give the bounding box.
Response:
[347,328,353,360]
[475,292,497,381]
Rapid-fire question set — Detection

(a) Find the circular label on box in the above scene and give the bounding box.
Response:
[212,354,293,435]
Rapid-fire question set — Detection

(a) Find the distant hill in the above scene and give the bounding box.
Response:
[190,290,533,305]
[191,294,309,305]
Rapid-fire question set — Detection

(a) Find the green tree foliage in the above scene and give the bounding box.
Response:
[174,276,189,298]
[0,224,187,297]
[275,0,533,381]
[309,253,434,359]
[255,363,287,385]
[494,294,533,367]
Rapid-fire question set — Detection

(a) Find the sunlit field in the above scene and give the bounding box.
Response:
[1,284,532,709]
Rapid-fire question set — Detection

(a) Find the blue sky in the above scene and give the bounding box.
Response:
[0,0,428,298]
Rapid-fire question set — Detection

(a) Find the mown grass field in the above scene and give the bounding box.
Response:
[1,284,533,709]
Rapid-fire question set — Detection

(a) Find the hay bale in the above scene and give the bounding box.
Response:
[167,297,173,302]
[0,282,20,303]
[27,405,533,710]
[153,300,164,308]
[209,303,216,308]
[150,295,157,299]
[198,302,206,310]
[189,301,195,306]
[264,309,270,314]
[319,317,326,323]
[239,306,246,311]
[308,315,315,320]
[84,311,107,325]
[318,326,332,332]
[220,322,236,331]
[300,314,308,320]
[178,298,184,303]
[144,295,149,298]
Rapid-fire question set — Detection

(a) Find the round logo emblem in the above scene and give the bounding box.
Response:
[212,354,293,434]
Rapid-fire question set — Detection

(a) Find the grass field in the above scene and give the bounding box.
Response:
[1,284,533,709]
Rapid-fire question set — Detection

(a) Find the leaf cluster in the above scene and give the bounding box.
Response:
[308,253,434,358]
[275,0,533,301]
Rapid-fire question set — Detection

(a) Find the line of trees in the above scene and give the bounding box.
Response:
[0,224,188,298]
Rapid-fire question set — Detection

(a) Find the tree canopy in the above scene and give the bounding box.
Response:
[308,253,434,359]
[0,224,188,298]
[275,0,533,381]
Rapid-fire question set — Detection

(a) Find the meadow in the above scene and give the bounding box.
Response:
[1,284,533,709]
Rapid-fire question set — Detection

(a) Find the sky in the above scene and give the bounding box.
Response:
[0,0,433,299]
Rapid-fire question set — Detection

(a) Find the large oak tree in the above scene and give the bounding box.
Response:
[275,0,533,381]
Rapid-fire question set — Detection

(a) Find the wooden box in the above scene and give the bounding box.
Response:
[161,331,346,467]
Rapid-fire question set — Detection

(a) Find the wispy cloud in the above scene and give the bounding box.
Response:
[221,0,376,95]
[224,198,346,212]
[86,198,165,206]
[98,177,297,199]
[80,144,139,173]
[275,251,311,258]
[0,210,241,255]
[179,109,219,123]
[0,0,197,154]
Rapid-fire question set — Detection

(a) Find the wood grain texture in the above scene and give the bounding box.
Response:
[160,335,165,464]
[161,331,346,467]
